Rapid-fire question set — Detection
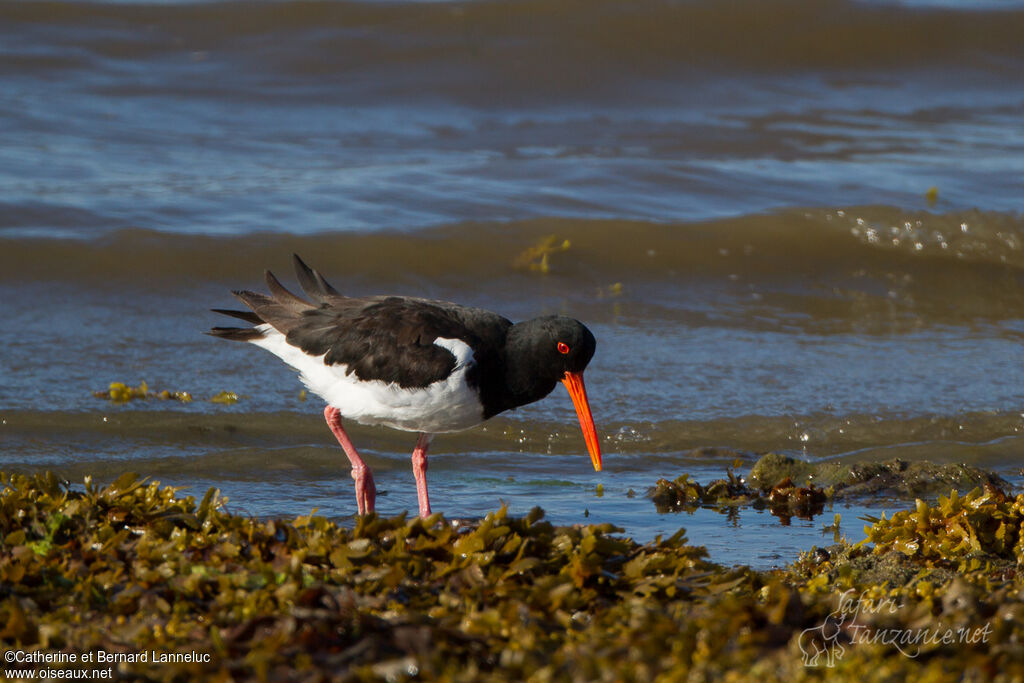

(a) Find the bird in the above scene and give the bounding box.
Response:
[208,254,602,518]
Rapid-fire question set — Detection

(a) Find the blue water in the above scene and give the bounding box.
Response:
[2,0,1024,568]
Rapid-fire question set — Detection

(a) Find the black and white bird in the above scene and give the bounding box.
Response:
[208,255,602,518]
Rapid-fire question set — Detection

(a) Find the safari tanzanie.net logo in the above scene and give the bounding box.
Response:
[799,588,992,667]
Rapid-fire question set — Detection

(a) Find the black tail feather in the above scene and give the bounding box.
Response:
[206,326,265,342]
[265,269,311,307]
[293,253,340,303]
[232,289,275,312]
[209,256,342,343]
[211,308,263,324]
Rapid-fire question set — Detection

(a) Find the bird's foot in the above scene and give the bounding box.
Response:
[352,466,377,515]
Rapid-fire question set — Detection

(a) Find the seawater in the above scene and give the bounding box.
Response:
[2,0,1024,567]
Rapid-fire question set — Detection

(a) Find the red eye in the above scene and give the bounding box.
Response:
[557,342,570,355]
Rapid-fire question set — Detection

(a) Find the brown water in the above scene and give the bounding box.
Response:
[2,0,1024,567]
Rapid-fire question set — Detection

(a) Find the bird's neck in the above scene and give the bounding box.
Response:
[492,325,559,415]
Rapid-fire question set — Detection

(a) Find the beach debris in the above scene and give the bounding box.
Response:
[513,235,571,274]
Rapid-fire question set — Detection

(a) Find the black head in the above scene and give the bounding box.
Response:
[502,315,596,406]
[510,315,596,380]
[503,315,601,471]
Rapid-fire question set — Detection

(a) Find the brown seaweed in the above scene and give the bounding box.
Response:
[2,471,1020,681]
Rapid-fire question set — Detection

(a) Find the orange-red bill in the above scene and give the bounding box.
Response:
[561,371,602,472]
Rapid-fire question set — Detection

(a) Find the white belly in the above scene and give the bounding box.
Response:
[250,327,484,433]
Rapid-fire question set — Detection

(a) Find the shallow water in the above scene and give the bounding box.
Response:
[2,0,1023,568]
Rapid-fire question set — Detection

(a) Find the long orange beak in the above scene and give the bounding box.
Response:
[561,371,602,472]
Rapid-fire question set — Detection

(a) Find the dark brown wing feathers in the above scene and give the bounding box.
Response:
[208,255,512,389]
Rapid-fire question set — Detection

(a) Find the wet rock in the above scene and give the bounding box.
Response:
[748,453,817,491]
[748,453,1010,500]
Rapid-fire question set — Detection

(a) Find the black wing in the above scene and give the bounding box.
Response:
[209,254,512,389]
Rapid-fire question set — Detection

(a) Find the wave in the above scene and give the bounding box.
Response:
[4,407,1024,466]
[3,0,1024,81]
[4,207,1023,340]
[2,206,1022,279]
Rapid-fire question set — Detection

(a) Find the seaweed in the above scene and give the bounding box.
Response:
[2,472,1021,681]
[864,486,1024,569]
[91,382,242,405]
[649,468,826,522]
[512,235,571,274]
[652,455,1012,527]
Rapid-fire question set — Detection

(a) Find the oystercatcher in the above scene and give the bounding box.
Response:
[208,255,602,518]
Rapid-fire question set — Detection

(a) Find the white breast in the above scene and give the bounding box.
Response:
[249,326,485,433]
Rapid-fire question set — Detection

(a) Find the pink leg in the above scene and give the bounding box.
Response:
[323,406,376,515]
[411,433,434,518]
